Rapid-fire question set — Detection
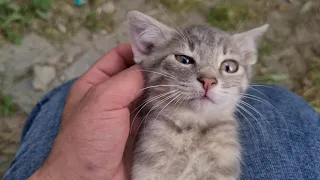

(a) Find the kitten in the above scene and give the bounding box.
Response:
[127,10,268,180]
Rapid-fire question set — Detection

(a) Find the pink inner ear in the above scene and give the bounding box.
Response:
[136,41,148,54]
[132,33,149,55]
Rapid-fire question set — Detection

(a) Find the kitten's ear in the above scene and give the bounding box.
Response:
[232,24,269,65]
[127,11,173,63]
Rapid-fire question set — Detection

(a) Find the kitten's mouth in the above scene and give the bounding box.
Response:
[200,93,213,102]
[201,96,210,101]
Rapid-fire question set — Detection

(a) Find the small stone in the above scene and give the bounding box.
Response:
[92,33,99,41]
[60,75,66,81]
[63,46,83,64]
[57,24,67,33]
[102,2,116,14]
[303,78,312,87]
[100,30,108,35]
[32,65,56,91]
[47,52,63,65]
[55,62,68,70]
[300,1,313,13]
[96,7,102,15]
[61,4,76,16]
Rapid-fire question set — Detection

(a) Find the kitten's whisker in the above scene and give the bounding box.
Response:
[130,90,178,134]
[225,90,275,116]
[171,36,190,47]
[243,94,290,136]
[172,95,184,112]
[234,104,263,165]
[131,90,178,115]
[239,100,276,134]
[150,93,182,130]
[239,94,274,109]
[144,68,178,79]
[234,108,257,138]
[237,104,268,140]
[165,94,184,116]
[228,22,245,47]
[249,84,277,89]
[157,6,190,44]
[229,99,259,139]
[248,86,267,97]
[135,84,179,95]
[238,93,289,132]
[134,92,180,141]
[155,92,182,121]
[132,69,177,80]
[221,91,287,129]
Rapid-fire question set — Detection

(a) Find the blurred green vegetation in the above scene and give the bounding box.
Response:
[207,3,262,31]
[149,0,204,11]
[0,0,52,44]
[0,0,114,45]
[297,56,320,113]
[0,94,15,117]
[84,11,114,32]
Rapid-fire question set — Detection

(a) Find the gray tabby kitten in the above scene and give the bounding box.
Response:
[127,10,268,180]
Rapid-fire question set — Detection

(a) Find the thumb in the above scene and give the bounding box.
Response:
[90,65,144,111]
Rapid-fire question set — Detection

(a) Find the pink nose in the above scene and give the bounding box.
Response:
[197,77,218,90]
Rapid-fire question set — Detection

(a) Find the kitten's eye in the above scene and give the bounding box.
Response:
[175,55,195,65]
[220,59,239,73]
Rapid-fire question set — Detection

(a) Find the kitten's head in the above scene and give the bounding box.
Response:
[127,11,268,117]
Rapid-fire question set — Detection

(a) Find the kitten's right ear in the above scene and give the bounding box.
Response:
[127,11,173,63]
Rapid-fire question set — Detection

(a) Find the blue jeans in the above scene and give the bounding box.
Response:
[3,81,320,180]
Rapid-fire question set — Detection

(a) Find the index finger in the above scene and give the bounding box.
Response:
[69,43,135,105]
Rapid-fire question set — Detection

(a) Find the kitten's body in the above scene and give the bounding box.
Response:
[127,11,268,180]
[134,108,240,180]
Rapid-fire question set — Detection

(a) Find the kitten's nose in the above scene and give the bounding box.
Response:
[197,77,218,90]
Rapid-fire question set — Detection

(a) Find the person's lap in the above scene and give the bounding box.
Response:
[3,81,320,180]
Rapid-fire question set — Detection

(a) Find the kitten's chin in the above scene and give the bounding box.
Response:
[200,97,215,104]
[188,99,235,119]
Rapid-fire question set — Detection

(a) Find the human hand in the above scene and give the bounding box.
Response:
[29,44,144,180]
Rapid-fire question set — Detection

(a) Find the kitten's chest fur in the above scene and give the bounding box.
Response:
[133,109,241,180]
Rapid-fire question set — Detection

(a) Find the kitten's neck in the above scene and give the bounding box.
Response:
[151,105,237,130]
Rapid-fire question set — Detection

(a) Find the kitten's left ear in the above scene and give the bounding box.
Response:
[127,11,174,63]
[232,24,269,65]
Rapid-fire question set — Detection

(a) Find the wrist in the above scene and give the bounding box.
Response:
[28,148,81,180]
[28,164,62,180]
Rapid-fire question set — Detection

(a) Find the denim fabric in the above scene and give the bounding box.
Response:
[3,81,320,180]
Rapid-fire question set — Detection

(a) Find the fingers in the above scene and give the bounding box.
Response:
[68,44,135,106]
[87,65,144,110]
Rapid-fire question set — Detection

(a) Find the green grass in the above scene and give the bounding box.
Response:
[84,11,114,32]
[148,0,204,11]
[0,94,14,117]
[0,0,115,44]
[0,0,52,44]
[298,56,320,112]
[207,3,262,31]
